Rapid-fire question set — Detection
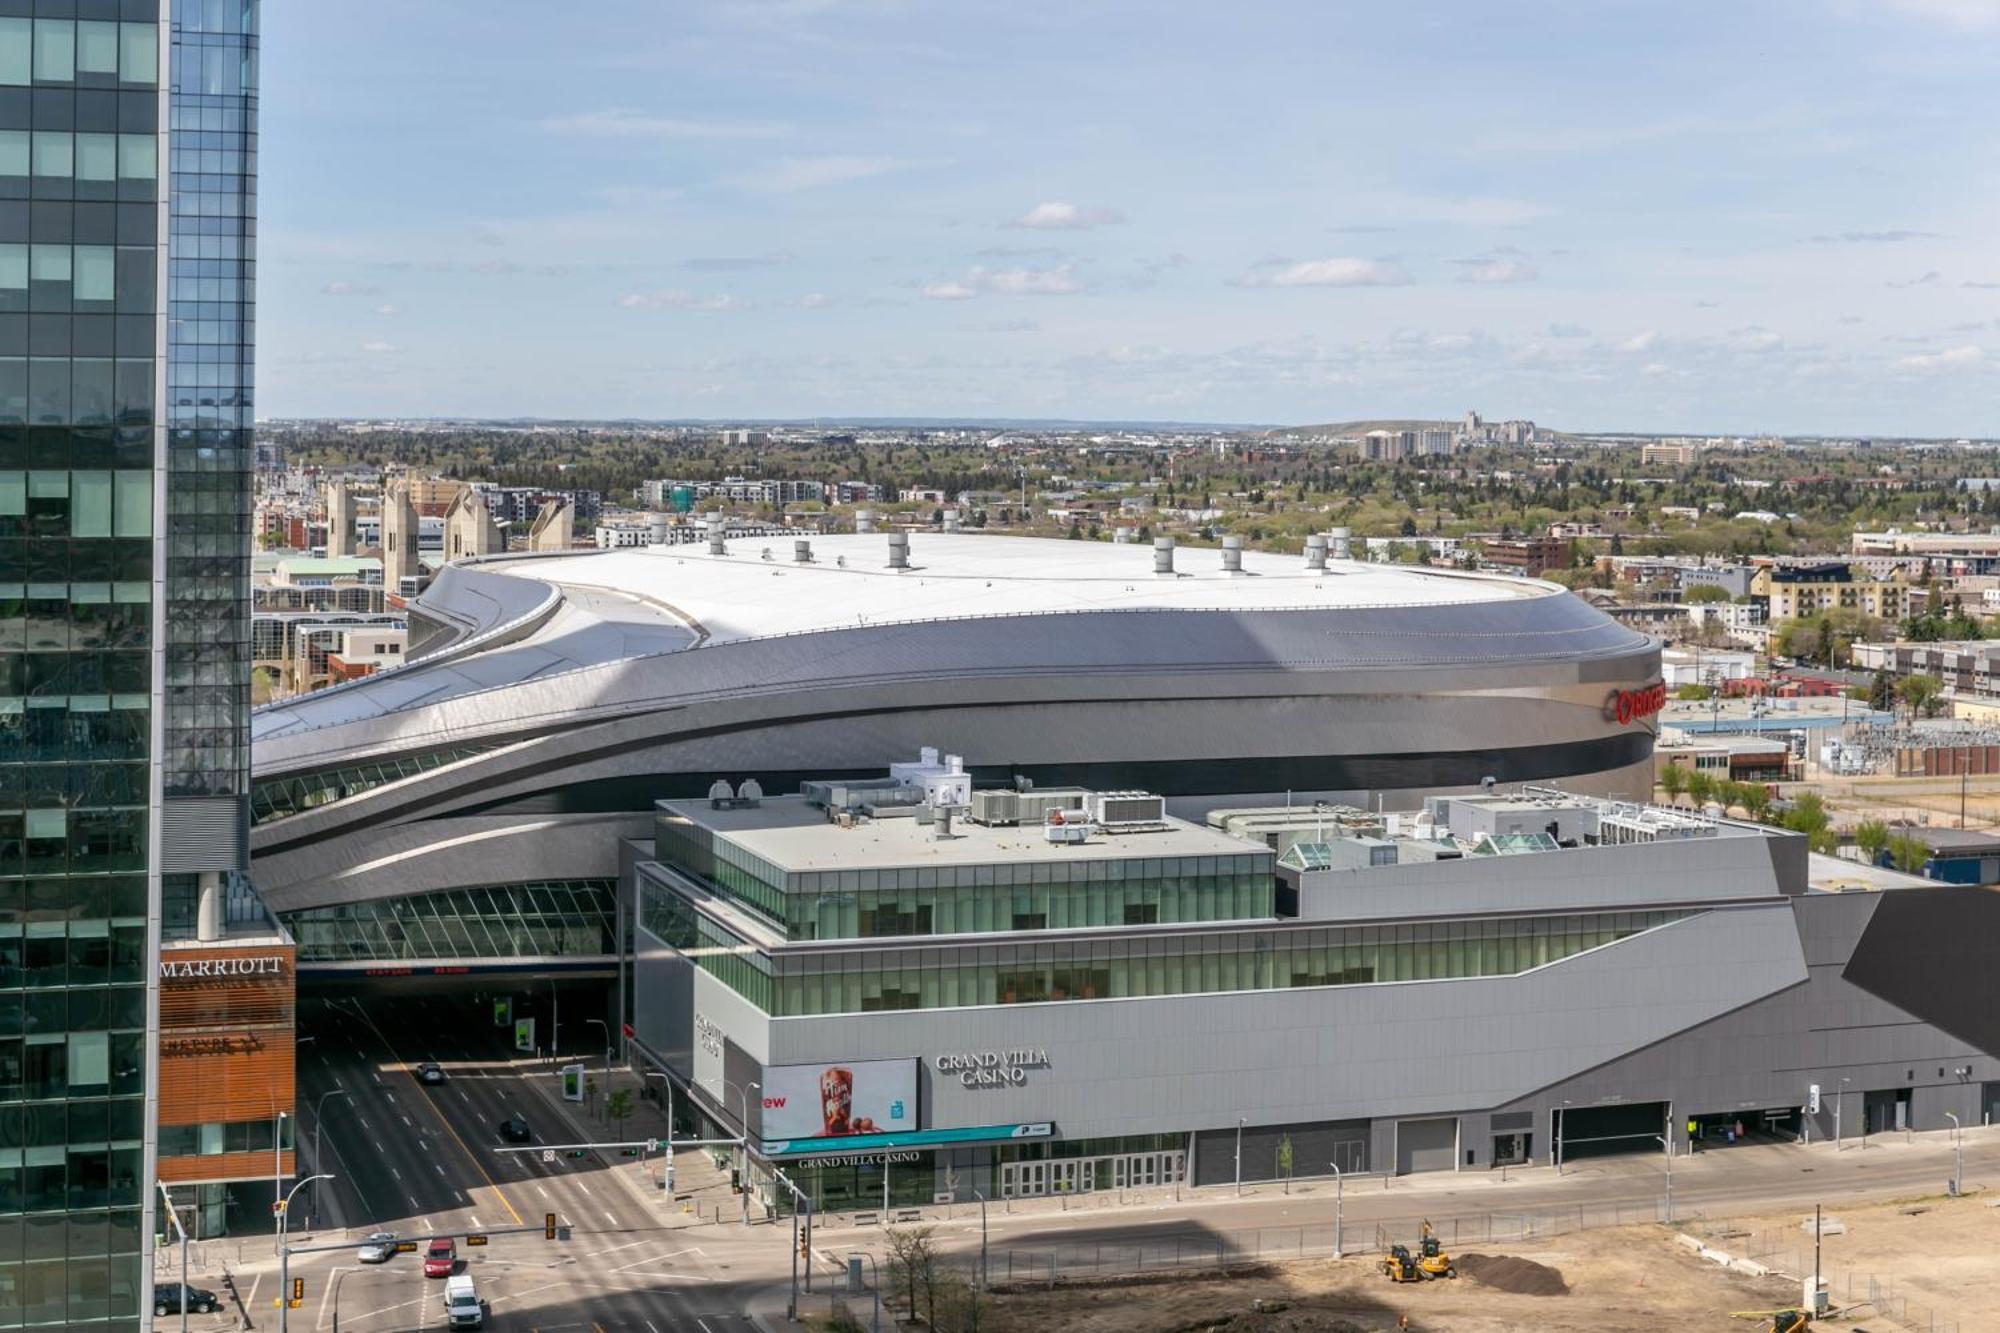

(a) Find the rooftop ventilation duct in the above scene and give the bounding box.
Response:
[943,508,961,532]
[1305,534,1328,571]
[887,531,910,570]
[1221,535,1243,573]
[1328,527,1352,560]
[648,516,670,547]
[1154,535,1176,575]
[855,509,875,534]
[706,513,726,556]
[794,539,813,563]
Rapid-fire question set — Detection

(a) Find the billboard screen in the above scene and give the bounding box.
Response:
[761,1059,917,1141]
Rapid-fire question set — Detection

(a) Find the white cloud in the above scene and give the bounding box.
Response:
[618,290,740,311]
[1373,192,1552,226]
[544,110,790,139]
[1618,330,1660,353]
[924,264,1081,299]
[360,341,397,354]
[1235,257,1412,288]
[1547,321,1591,338]
[322,280,380,296]
[1896,344,1984,371]
[1456,258,1540,284]
[1641,362,1672,376]
[374,304,399,317]
[725,155,943,192]
[1010,201,1125,230]
[1885,0,2000,30]
[798,292,833,309]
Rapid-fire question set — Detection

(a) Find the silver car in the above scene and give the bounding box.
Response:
[357,1231,399,1263]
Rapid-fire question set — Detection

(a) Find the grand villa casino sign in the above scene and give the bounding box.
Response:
[933,1048,1051,1088]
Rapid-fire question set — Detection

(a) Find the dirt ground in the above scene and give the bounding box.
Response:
[1720,1189,1999,1330]
[965,1223,1800,1333]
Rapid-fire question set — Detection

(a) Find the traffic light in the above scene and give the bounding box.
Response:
[288,1277,304,1308]
[544,1212,557,1240]
[798,1229,810,1258]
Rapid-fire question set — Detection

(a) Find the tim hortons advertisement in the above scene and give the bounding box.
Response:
[760,1059,916,1141]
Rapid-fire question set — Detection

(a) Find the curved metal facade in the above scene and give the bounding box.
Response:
[249,552,1661,917]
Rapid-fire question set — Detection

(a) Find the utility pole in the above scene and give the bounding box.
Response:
[1947,1111,1963,1195]
[1234,1118,1244,1196]
[1655,1134,1673,1223]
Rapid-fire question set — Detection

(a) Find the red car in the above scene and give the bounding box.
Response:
[423,1238,456,1278]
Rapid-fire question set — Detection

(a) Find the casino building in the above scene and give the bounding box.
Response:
[626,753,2000,1212]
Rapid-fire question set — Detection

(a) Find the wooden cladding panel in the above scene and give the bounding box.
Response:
[159,1030,293,1126]
[158,1150,295,1186]
[157,945,295,1031]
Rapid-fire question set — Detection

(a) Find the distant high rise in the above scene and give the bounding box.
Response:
[0,2,259,1324]
[381,477,420,594]
[325,478,355,557]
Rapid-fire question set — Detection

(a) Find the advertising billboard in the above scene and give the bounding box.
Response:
[761,1059,916,1141]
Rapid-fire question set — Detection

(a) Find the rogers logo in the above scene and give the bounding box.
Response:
[762,1096,787,1109]
[1607,682,1667,725]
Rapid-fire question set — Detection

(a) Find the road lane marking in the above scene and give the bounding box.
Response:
[536,1185,549,1199]
[418,1140,429,1151]
[418,1213,431,1229]
[594,1239,650,1257]
[603,1209,617,1226]
[347,1000,525,1225]
[390,1167,402,1180]
[471,1214,481,1228]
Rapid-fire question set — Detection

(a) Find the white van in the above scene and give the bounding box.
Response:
[443,1274,482,1329]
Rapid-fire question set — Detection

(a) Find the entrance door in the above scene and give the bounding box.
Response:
[1395,1118,1457,1175]
[1000,1161,1048,1199]
[1049,1160,1094,1195]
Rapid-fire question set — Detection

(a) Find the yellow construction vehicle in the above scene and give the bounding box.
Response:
[1416,1221,1456,1279]
[1379,1244,1423,1282]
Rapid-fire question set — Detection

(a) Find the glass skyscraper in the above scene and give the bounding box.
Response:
[0,0,254,1325]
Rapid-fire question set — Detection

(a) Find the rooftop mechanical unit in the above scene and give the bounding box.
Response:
[1092,790,1167,828]
[968,786,1090,826]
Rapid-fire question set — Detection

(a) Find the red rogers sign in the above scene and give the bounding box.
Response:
[1607,682,1667,725]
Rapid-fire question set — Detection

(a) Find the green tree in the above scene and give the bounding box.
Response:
[606,1088,634,1137]
[1740,782,1772,821]
[1686,769,1715,804]
[1854,819,1890,864]
[1659,762,1688,803]
[1896,673,1945,718]
[1683,584,1730,604]
[1888,833,1930,875]
[1276,1134,1294,1193]
[1676,683,1715,701]
[1868,669,1894,712]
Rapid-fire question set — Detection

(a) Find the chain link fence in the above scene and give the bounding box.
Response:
[1692,1223,1959,1333]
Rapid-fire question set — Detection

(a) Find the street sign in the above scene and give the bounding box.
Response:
[541,1149,556,1163]
[393,1241,419,1254]
[493,997,512,1027]
[561,1063,585,1102]
[514,1017,535,1053]
[645,1138,660,1153]
[270,1200,285,1215]
[1808,1083,1822,1114]
[465,1234,488,1247]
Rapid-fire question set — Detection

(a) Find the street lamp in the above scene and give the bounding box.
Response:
[1836,1077,1851,1150]
[585,1017,613,1087]
[740,1080,761,1224]
[277,1173,334,1333]
[1556,1100,1573,1175]
[157,1182,191,1333]
[272,1109,288,1254]
[971,1189,990,1289]
[1654,1134,1673,1223]
[1234,1118,1245,1197]
[853,1251,882,1333]
[309,1087,348,1230]
[1947,1111,1963,1195]
[645,1070,676,1193]
[1327,1161,1344,1259]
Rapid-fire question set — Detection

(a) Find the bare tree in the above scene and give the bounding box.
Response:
[886,1225,941,1326]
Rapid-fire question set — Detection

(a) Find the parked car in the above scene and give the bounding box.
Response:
[499,1114,532,1143]
[357,1231,399,1263]
[154,1283,219,1316]
[423,1237,457,1278]
[418,1061,446,1084]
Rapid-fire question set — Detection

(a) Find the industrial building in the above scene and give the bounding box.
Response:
[627,755,2000,1213]
[245,530,1661,969]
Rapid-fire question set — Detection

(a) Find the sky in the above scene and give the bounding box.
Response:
[258,0,2000,434]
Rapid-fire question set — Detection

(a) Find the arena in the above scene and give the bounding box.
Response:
[247,532,1659,964]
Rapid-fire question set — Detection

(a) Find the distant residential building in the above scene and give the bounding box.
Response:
[325,626,408,682]
[596,522,656,549]
[1479,535,1571,577]
[1659,505,1702,521]
[641,477,849,509]
[1641,441,1700,467]
[1851,639,2000,697]
[1660,646,1756,687]
[1681,564,1757,600]
[272,556,382,589]
[1754,562,1911,623]
[471,484,603,526]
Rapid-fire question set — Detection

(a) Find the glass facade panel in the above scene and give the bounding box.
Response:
[250,742,509,824]
[282,881,617,963]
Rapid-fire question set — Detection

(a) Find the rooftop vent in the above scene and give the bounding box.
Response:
[887,531,910,570]
[648,516,670,546]
[706,513,726,556]
[855,509,875,534]
[1154,535,1175,575]
[1305,534,1328,572]
[943,508,961,532]
[794,539,813,564]
[1328,527,1352,560]
[1221,535,1243,573]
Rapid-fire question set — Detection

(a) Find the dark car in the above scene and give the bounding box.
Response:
[155,1282,219,1316]
[499,1114,532,1143]
[418,1061,446,1084]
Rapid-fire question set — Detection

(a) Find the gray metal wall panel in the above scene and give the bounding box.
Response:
[159,797,245,873]
[710,906,1805,1144]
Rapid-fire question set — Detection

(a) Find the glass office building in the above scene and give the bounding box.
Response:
[0,1,254,1324]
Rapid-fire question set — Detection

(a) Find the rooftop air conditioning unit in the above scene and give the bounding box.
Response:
[1044,810,1093,844]
[970,789,1021,826]
[1093,791,1166,826]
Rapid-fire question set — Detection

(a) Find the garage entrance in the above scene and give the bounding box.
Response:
[1395,1117,1458,1174]
[1556,1101,1669,1163]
